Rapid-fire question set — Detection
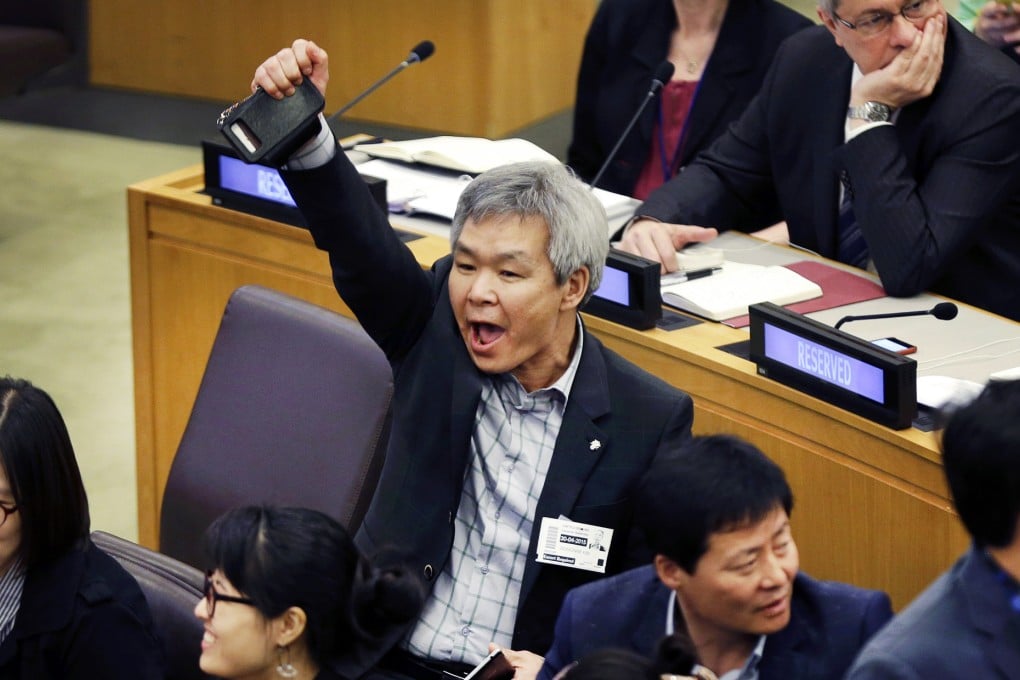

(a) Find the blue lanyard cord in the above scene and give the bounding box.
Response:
[655,77,703,183]
[985,550,1020,613]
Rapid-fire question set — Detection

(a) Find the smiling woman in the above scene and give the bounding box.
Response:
[195,505,424,680]
[0,376,163,678]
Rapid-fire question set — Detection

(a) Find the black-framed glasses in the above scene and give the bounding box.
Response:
[203,570,256,617]
[832,0,938,37]
[0,502,18,528]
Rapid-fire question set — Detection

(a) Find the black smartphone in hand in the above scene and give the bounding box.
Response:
[442,649,515,680]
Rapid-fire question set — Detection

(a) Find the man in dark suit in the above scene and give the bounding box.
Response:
[617,0,1020,321]
[568,0,810,197]
[846,380,1020,679]
[251,41,694,680]
[539,435,893,680]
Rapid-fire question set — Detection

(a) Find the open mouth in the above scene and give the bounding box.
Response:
[471,322,505,347]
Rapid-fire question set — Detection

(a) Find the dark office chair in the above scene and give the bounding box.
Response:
[0,0,86,97]
[91,531,210,680]
[159,285,393,569]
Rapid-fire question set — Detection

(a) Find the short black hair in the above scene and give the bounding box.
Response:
[635,434,793,573]
[563,633,700,680]
[941,379,1020,548]
[0,377,90,568]
[204,505,422,668]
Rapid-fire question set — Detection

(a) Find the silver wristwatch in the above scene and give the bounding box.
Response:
[847,101,893,122]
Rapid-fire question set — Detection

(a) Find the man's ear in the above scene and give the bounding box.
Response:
[272,606,308,647]
[818,8,843,44]
[561,266,590,311]
[654,554,689,591]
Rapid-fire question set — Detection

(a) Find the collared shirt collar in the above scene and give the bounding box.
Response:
[0,555,26,644]
[665,589,767,680]
[499,315,584,406]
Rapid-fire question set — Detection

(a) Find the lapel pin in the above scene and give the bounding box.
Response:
[589,439,601,452]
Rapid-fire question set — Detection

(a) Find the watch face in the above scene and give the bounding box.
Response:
[865,102,891,121]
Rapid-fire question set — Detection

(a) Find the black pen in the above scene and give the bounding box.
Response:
[661,266,722,285]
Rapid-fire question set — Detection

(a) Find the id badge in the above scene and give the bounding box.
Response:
[535,517,613,573]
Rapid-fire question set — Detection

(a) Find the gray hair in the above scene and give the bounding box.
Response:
[450,161,609,305]
[818,0,838,15]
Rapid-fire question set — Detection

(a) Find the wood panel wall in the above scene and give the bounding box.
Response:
[89,1,597,138]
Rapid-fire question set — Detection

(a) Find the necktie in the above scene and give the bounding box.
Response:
[837,171,869,269]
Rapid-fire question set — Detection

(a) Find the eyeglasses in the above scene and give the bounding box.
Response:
[832,0,939,37]
[203,570,256,618]
[0,502,18,528]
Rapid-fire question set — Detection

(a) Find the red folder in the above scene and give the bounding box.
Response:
[723,260,886,329]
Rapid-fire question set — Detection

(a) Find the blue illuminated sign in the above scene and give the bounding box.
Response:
[218,156,296,207]
[593,265,630,306]
[764,323,885,403]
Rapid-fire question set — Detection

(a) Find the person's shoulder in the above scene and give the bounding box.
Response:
[78,539,153,620]
[747,0,815,32]
[790,572,892,632]
[592,333,689,400]
[844,567,971,678]
[564,565,666,621]
[570,564,661,601]
[798,571,891,602]
[946,17,1020,90]
[795,571,887,604]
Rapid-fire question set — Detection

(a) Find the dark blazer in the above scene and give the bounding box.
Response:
[637,20,1020,321]
[281,151,694,671]
[0,538,164,679]
[539,564,892,680]
[846,547,1020,679]
[567,0,810,196]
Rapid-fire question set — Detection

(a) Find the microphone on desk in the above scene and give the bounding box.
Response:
[588,61,675,191]
[833,302,959,331]
[328,40,436,123]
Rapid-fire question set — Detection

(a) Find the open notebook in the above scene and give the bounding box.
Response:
[661,261,823,321]
[354,136,559,174]
[356,158,637,225]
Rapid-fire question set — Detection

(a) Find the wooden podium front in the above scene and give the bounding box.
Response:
[128,166,969,611]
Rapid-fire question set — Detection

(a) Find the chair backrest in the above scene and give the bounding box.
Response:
[159,285,392,569]
[0,0,85,96]
[91,531,210,680]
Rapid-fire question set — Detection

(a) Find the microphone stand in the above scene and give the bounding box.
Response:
[589,64,673,191]
[834,309,931,331]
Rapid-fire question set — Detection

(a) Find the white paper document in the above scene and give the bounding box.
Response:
[661,261,822,321]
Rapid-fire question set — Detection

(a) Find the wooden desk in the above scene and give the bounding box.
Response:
[128,166,969,610]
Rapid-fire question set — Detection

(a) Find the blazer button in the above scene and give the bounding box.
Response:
[423,564,434,580]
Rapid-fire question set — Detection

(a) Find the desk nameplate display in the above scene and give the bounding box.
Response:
[583,250,661,330]
[202,140,390,229]
[748,303,916,429]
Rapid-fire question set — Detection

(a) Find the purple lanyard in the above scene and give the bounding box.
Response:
[655,78,703,183]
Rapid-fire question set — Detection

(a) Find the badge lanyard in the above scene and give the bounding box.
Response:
[655,78,704,184]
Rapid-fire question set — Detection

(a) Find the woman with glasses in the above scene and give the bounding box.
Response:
[195,505,423,680]
[0,376,163,678]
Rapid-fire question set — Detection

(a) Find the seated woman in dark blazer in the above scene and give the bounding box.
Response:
[195,505,423,680]
[569,0,811,199]
[0,376,163,678]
